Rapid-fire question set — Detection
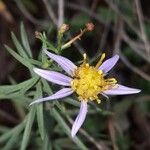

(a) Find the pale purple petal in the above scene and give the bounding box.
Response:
[30,88,74,105]
[44,49,77,76]
[103,84,141,95]
[71,101,88,137]
[34,68,72,86]
[99,55,119,73]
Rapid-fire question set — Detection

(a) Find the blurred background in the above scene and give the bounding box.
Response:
[0,0,150,150]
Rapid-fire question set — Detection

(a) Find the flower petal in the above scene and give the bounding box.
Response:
[34,68,72,86]
[30,88,74,105]
[44,49,77,76]
[99,55,119,73]
[71,101,88,137]
[103,84,141,95]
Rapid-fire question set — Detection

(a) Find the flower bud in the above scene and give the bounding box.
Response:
[59,24,69,33]
[85,23,94,31]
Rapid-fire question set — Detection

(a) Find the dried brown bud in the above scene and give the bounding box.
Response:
[85,22,94,31]
[0,1,6,12]
[59,24,69,33]
[35,31,41,39]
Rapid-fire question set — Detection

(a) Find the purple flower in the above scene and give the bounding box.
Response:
[30,49,141,137]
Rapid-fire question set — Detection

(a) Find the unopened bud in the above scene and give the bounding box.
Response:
[85,22,94,31]
[35,31,41,39]
[59,24,69,33]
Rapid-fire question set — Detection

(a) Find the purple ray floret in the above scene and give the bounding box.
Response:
[30,88,73,105]
[104,84,141,95]
[71,101,87,137]
[99,54,119,73]
[34,68,72,86]
[44,49,77,76]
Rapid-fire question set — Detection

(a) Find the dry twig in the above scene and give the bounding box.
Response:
[58,0,64,27]
[134,0,150,58]
[114,18,150,81]
[107,117,119,150]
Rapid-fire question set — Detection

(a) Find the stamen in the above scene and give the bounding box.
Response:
[97,99,101,104]
[98,70,103,74]
[71,53,117,103]
[106,78,117,84]
[101,93,109,99]
[83,53,87,61]
[95,53,105,69]
[111,84,119,89]
[83,53,89,65]
[85,63,89,67]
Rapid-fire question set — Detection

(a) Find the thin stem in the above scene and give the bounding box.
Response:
[42,0,58,26]
[134,0,150,57]
[14,0,48,27]
[58,0,64,28]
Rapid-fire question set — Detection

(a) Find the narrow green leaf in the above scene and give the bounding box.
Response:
[63,98,80,107]
[54,144,62,150]
[11,32,28,58]
[20,23,32,58]
[3,124,24,150]
[0,91,21,99]
[20,76,39,94]
[27,58,42,66]
[51,108,88,150]
[0,130,13,144]
[41,79,52,94]
[42,134,52,150]
[5,45,33,69]
[39,32,58,53]
[36,82,45,140]
[0,77,38,95]
[0,126,9,133]
[21,81,45,150]
[46,41,58,53]
[8,76,17,84]
[20,107,36,150]
[0,122,25,143]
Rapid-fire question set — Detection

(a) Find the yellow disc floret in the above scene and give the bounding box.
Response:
[71,53,117,103]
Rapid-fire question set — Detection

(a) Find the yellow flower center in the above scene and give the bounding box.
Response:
[71,53,117,103]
